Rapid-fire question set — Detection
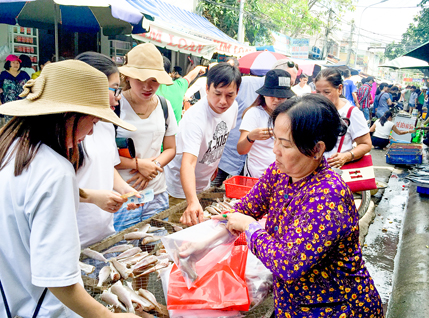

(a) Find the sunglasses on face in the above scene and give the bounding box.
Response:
[108,87,122,97]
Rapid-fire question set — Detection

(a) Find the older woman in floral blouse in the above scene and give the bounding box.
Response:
[215,94,383,317]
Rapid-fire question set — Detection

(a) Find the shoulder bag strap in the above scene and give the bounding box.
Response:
[0,279,12,318]
[0,278,48,318]
[157,95,169,133]
[337,106,355,153]
[32,288,48,318]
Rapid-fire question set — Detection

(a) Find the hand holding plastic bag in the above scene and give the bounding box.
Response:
[161,220,237,288]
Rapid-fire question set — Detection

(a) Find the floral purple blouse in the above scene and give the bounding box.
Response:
[232,159,384,317]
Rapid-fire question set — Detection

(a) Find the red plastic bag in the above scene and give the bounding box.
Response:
[167,245,250,311]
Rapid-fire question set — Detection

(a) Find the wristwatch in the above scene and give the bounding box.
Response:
[153,160,162,168]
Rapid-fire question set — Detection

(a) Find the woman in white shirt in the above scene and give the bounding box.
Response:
[370,110,414,149]
[0,60,137,318]
[75,52,139,248]
[315,68,372,168]
[237,69,295,178]
[114,43,178,232]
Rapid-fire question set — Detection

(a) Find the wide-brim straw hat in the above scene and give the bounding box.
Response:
[0,60,135,131]
[119,43,173,85]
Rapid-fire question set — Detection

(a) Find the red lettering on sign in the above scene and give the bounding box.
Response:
[178,38,188,49]
[196,45,204,53]
[168,33,177,47]
[188,42,196,52]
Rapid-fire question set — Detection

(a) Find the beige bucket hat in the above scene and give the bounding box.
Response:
[119,43,173,85]
[0,60,135,131]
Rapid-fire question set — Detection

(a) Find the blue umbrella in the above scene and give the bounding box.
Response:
[0,0,153,60]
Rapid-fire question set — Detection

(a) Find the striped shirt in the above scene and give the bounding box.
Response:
[357,83,372,109]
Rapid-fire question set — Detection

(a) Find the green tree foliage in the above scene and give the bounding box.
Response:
[384,1,429,60]
[198,0,355,46]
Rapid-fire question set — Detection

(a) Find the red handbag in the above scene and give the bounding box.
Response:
[337,107,377,192]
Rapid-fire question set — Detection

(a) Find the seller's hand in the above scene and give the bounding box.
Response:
[180,201,204,226]
[136,157,163,180]
[248,128,273,141]
[212,213,256,235]
[327,152,351,168]
[87,189,127,213]
[127,171,149,191]
[118,186,144,211]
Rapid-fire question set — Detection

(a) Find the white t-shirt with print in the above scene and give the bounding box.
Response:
[76,121,120,248]
[165,96,238,198]
[116,95,178,195]
[239,106,275,178]
[0,142,82,318]
[292,84,312,96]
[373,119,395,139]
[324,100,370,159]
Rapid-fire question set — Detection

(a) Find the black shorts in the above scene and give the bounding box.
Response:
[371,136,389,149]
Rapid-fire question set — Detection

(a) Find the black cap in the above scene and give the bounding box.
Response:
[256,69,296,99]
[366,76,375,82]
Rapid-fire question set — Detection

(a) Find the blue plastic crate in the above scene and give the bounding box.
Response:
[417,186,429,194]
[386,149,423,165]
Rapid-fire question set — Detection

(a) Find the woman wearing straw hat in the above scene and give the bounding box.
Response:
[114,43,178,231]
[0,60,138,318]
[237,69,295,178]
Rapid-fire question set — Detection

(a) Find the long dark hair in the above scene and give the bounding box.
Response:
[380,110,392,126]
[376,83,388,95]
[242,95,266,118]
[0,113,88,176]
[270,95,347,157]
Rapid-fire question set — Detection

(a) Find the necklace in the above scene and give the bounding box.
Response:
[127,91,157,116]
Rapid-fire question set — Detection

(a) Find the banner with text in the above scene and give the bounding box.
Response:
[133,23,255,58]
[291,38,310,59]
[270,32,309,59]
[133,23,218,59]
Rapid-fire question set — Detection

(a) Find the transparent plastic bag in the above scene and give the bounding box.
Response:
[245,250,273,309]
[161,219,237,288]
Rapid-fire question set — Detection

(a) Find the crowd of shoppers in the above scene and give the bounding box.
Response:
[4,43,425,317]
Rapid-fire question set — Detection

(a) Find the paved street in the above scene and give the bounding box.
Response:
[361,146,428,316]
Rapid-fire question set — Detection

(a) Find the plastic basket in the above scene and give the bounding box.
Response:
[224,176,259,199]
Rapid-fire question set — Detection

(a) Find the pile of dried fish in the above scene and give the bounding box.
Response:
[80,244,171,285]
[79,223,174,314]
[202,197,239,220]
[100,281,163,314]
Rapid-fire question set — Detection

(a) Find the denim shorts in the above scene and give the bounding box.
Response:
[113,191,169,232]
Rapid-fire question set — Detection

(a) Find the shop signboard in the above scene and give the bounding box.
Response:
[270,31,292,56]
[212,39,256,57]
[133,24,218,59]
[134,23,255,58]
[392,116,415,142]
[291,38,310,59]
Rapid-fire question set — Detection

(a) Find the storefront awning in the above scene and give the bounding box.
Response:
[132,22,217,59]
[127,0,256,57]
